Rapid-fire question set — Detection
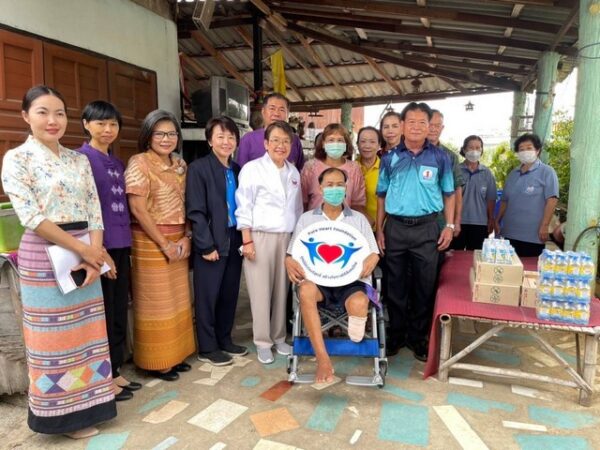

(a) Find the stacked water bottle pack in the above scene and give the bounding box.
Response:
[536,249,595,325]
[481,238,516,264]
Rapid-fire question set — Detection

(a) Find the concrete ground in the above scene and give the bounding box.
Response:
[2,281,600,450]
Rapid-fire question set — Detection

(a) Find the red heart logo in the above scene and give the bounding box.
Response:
[317,244,343,263]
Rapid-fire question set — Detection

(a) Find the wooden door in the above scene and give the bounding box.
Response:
[43,42,108,149]
[108,61,157,165]
[0,30,44,201]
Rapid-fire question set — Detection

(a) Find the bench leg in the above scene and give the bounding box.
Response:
[579,334,598,406]
[438,315,452,382]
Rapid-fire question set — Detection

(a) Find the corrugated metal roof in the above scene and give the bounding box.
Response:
[176,0,578,110]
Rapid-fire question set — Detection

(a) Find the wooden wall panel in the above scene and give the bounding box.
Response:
[0,29,159,201]
[108,61,157,165]
[43,42,108,149]
[0,30,44,201]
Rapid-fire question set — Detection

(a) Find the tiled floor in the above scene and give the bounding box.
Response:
[2,290,600,450]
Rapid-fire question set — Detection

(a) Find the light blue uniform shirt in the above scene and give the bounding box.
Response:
[376,140,454,217]
[460,162,497,226]
[500,160,559,244]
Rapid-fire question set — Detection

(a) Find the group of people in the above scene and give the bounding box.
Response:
[1,85,559,437]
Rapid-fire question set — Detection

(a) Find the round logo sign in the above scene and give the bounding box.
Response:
[291,221,370,287]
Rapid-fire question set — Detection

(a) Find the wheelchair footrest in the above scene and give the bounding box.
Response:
[346,375,384,387]
[292,337,380,357]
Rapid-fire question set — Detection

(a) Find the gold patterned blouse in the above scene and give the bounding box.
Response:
[125,150,187,225]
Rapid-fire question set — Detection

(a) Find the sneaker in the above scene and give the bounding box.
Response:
[257,347,274,364]
[275,342,292,356]
[197,350,233,366]
[221,343,248,356]
[407,341,428,362]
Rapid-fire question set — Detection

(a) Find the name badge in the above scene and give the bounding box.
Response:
[419,165,438,184]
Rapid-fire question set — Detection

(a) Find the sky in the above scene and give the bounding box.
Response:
[363,69,578,149]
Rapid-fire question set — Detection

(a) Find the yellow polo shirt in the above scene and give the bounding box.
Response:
[357,155,380,226]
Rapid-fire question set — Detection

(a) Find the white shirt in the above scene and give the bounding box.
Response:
[235,153,303,233]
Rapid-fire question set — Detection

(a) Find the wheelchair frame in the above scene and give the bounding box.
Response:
[286,268,388,388]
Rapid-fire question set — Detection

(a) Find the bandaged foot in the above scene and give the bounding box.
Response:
[348,315,368,342]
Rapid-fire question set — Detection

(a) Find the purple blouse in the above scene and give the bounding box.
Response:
[78,142,132,249]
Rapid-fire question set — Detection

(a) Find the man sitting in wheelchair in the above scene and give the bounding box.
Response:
[285,167,380,383]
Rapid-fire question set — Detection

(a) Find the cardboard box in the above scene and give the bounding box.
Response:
[469,268,521,306]
[520,270,539,308]
[473,250,524,286]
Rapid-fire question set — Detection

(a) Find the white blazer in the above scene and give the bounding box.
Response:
[235,153,303,233]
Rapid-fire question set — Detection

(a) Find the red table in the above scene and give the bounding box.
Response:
[424,251,600,406]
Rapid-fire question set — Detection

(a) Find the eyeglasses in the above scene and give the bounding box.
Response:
[269,138,291,147]
[152,131,178,140]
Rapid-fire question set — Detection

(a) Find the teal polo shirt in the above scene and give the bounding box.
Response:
[376,140,455,217]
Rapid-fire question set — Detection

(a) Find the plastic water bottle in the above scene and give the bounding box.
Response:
[536,300,551,321]
[555,253,568,275]
[580,254,594,284]
[552,274,566,301]
[566,252,581,276]
[565,276,578,303]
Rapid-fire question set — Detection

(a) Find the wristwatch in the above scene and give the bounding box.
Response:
[445,223,455,230]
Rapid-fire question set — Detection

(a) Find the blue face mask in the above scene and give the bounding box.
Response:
[322,186,346,206]
[324,142,346,159]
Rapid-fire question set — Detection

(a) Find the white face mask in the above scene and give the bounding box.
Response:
[517,150,538,164]
[465,150,481,163]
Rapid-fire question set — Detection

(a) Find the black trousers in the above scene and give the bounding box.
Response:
[193,228,243,353]
[451,224,489,251]
[385,217,440,346]
[509,238,545,257]
[100,247,131,378]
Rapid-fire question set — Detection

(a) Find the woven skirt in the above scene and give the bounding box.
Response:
[130,224,195,370]
[18,229,116,434]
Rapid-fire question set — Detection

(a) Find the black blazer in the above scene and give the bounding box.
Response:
[186,152,241,256]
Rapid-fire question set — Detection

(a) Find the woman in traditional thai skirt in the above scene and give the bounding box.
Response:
[78,101,141,401]
[125,110,195,381]
[1,86,116,439]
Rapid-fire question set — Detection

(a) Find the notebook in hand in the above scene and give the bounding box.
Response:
[46,233,110,294]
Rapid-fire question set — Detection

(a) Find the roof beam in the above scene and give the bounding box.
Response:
[360,41,536,66]
[364,56,403,94]
[289,88,508,111]
[275,1,575,36]
[295,33,348,97]
[281,12,577,56]
[235,25,305,101]
[259,21,322,85]
[179,52,208,78]
[549,3,579,52]
[286,22,521,90]
[186,39,537,66]
[190,30,254,91]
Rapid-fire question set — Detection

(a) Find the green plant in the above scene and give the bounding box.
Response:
[488,142,519,188]
[546,112,573,209]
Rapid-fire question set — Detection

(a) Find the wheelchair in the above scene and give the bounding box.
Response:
[286,268,388,388]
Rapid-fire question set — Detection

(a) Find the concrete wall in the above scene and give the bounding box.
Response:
[0,0,180,116]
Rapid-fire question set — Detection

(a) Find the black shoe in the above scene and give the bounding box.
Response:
[174,362,192,372]
[386,338,406,357]
[221,343,248,356]
[148,369,179,381]
[198,350,233,366]
[119,381,142,391]
[407,341,428,362]
[115,389,134,401]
